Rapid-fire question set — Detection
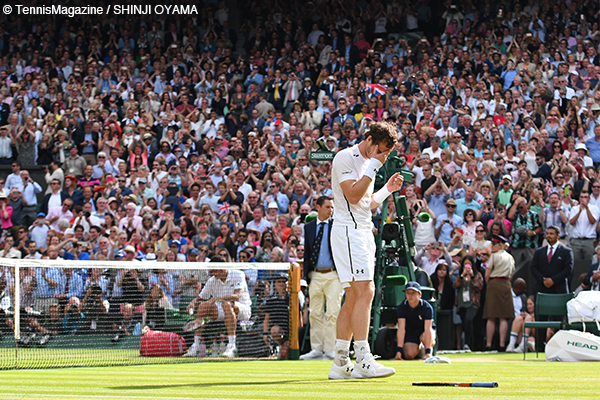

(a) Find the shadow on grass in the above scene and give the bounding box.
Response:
[109,378,385,390]
[110,380,313,390]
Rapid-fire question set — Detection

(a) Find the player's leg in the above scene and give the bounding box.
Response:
[329,226,355,379]
[222,301,238,358]
[222,301,237,336]
[349,231,395,379]
[328,285,355,379]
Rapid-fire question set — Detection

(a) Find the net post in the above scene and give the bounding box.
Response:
[14,259,20,341]
[289,262,301,360]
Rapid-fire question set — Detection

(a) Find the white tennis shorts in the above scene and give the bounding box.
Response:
[331,225,376,288]
[216,301,252,321]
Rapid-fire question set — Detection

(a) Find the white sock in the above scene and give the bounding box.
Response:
[194,335,200,346]
[334,339,351,367]
[509,332,518,347]
[228,335,236,346]
[354,340,370,362]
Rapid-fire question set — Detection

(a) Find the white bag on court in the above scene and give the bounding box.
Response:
[545,330,600,362]
[567,291,600,326]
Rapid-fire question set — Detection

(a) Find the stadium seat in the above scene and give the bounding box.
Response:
[524,292,574,359]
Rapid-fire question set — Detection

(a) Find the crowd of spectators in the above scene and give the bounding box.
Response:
[2,0,600,351]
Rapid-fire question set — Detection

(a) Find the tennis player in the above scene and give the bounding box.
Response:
[328,121,404,379]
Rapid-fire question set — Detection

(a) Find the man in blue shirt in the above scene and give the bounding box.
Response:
[586,125,600,165]
[455,186,481,217]
[33,255,62,313]
[424,174,451,219]
[435,198,463,245]
[300,196,343,361]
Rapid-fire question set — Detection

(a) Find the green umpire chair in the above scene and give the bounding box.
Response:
[524,292,574,359]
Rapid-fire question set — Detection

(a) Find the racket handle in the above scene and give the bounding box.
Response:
[471,382,498,388]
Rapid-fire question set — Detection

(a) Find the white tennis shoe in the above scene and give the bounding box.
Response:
[222,344,237,358]
[184,342,199,357]
[351,354,395,379]
[328,361,354,379]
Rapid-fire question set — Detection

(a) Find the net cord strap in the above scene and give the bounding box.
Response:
[0,259,290,270]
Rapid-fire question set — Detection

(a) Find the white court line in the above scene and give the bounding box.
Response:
[0,394,255,400]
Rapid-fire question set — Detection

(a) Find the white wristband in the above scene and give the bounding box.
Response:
[364,158,383,181]
[373,186,392,205]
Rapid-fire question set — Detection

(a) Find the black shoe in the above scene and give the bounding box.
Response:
[499,346,506,353]
[485,346,492,352]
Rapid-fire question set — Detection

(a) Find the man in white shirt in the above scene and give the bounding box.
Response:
[422,136,442,162]
[199,181,220,213]
[569,191,600,291]
[5,161,23,192]
[246,206,272,234]
[20,170,42,226]
[184,263,251,359]
[202,110,224,139]
[435,116,456,141]
[44,162,64,194]
[118,203,143,233]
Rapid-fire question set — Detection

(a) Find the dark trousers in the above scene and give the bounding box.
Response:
[459,306,478,350]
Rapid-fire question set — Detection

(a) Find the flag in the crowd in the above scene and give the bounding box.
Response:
[545,179,553,194]
[218,202,231,215]
[366,83,387,97]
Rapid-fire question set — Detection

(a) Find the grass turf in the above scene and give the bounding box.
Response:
[0,352,597,399]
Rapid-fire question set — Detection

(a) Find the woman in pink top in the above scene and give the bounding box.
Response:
[0,193,13,231]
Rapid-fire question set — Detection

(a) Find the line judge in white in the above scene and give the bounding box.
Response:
[328,121,404,380]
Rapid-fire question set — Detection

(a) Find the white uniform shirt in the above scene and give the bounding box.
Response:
[332,145,374,230]
[199,269,251,307]
[569,204,600,239]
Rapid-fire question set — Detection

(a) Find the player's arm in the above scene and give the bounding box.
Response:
[216,288,242,302]
[395,318,406,360]
[371,172,404,209]
[340,176,375,205]
[338,144,391,205]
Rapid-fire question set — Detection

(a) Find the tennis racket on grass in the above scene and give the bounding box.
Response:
[413,382,498,388]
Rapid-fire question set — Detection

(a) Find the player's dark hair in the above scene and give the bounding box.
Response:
[364,121,398,149]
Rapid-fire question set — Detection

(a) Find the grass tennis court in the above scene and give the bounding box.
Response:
[0,352,597,399]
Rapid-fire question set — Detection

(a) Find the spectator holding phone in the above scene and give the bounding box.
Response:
[435,198,463,245]
[414,241,453,276]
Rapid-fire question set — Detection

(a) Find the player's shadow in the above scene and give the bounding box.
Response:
[111,379,313,390]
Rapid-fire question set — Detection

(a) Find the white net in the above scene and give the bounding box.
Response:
[0,259,293,369]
